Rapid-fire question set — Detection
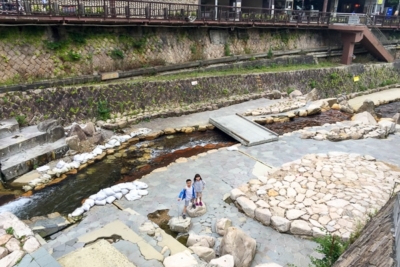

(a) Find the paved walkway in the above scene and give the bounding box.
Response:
[348,88,400,111]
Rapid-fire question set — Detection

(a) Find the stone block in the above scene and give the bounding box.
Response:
[101,72,119,80]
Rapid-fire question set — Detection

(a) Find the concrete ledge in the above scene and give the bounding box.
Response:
[101,72,119,81]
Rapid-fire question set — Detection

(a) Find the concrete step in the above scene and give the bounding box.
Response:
[0,125,49,160]
[2,138,68,181]
[16,247,62,267]
[0,118,19,139]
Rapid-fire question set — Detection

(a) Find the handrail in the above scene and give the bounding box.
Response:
[0,0,400,29]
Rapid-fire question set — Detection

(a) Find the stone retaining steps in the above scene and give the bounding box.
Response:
[0,118,69,181]
[33,206,191,267]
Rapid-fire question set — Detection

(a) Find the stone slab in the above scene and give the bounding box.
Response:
[209,115,278,146]
[101,72,119,81]
[2,138,68,181]
[155,228,188,255]
[0,118,19,139]
[77,220,163,262]
[58,239,136,267]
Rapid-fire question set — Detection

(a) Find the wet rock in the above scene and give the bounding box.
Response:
[290,220,312,236]
[82,122,96,137]
[163,250,198,267]
[168,217,191,233]
[68,124,87,141]
[289,90,303,99]
[216,218,232,236]
[357,99,375,116]
[37,119,58,132]
[209,255,235,267]
[331,103,341,110]
[271,216,291,232]
[0,250,25,267]
[164,128,176,135]
[189,246,216,262]
[306,88,320,102]
[220,227,256,267]
[145,131,162,140]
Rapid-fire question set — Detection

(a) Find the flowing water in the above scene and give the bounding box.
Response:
[0,130,236,219]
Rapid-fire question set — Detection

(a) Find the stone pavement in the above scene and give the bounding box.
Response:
[348,88,400,111]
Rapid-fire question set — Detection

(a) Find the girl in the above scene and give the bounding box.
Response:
[193,174,206,206]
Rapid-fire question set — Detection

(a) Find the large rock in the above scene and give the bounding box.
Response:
[187,234,215,248]
[220,227,256,267]
[209,255,235,267]
[305,88,320,101]
[378,120,396,135]
[163,250,198,267]
[236,197,257,218]
[339,100,354,114]
[139,222,156,236]
[271,216,291,233]
[67,124,87,141]
[216,218,232,236]
[48,125,65,142]
[230,188,245,200]
[255,208,271,226]
[290,220,312,236]
[0,250,25,267]
[5,238,20,252]
[0,212,34,238]
[392,113,400,124]
[187,202,207,218]
[22,237,40,253]
[88,132,104,145]
[82,122,96,137]
[66,135,80,151]
[37,119,58,132]
[168,217,191,233]
[0,247,8,260]
[352,111,377,125]
[270,90,282,99]
[306,104,321,116]
[289,90,303,99]
[286,209,306,220]
[189,246,216,262]
[357,99,375,116]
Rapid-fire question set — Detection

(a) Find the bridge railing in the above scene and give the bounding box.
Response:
[1,0,400,28]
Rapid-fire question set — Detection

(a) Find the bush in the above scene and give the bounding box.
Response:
[110,48,124,60]
[267,47,273,59]
[97,100,111,120]
[309,231,348,267]
[224,44,231,57]
[15,115,27,126]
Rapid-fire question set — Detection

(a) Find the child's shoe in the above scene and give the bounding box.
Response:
[182,214,187,219]
[199,202,203,206]
[192,203,196,209]
[196,202,199,206]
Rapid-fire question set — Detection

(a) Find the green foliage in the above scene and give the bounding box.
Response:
[309,231,348,267]
[16,115,27,126]
[244,47,252,54]
[190,44,203,61]
[45,40,68,51]
[69,107,80,114]
[60,50,82,62]
[110,48,125,60]
[286,87,295,95]
[224,44,231,57]
[267,47,273,59]
[222,88,229,95]
[70,32,87,45]
[6,227,14,235]
[380,79,396,86]
[97,100,111,120]
[330,72,339,80]
[309,80,317,88]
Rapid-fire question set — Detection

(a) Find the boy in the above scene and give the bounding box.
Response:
[178,179,196,219]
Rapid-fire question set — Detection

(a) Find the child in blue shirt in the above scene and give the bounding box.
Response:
[178,179,196,219]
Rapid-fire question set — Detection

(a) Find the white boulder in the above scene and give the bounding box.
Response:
[216,218,232,236]
[220,227,256,267]
[271,216,291,233]
[163,250,198,267]
[255,208,271,226]
[187,203,207,218]
[168,217,191,233]
[209,255,235,267]
[187,234,215,248]
[236,197,257,218]
[189,246,216,262]
[230,189,245,200]
[290,220,312,236]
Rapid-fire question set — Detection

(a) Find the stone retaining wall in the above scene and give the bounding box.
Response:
[0,61,400,126]
[0,26,340,84]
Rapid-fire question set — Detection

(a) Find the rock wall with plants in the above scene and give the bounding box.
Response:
[0,62,399,126]
[0,26,341,84]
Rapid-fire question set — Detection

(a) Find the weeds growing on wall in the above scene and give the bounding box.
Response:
[110,48,125,60]
[97,100,111,120]
[309,231,349,267]
[224,43,232,57]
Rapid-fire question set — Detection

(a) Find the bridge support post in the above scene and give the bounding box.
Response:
[340,32,363,65]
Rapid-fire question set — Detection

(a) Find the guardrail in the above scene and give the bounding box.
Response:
[0,0,400,28]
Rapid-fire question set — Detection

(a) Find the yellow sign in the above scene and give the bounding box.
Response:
[377,0,383,4]
[353,76,360,82]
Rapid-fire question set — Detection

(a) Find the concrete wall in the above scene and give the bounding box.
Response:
[0,61,399,126]
[0,26,341,84]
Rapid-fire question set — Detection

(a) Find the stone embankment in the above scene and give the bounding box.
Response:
[230,152,399,239]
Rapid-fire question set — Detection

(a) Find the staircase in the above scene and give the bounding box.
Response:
[0,118,68,181]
